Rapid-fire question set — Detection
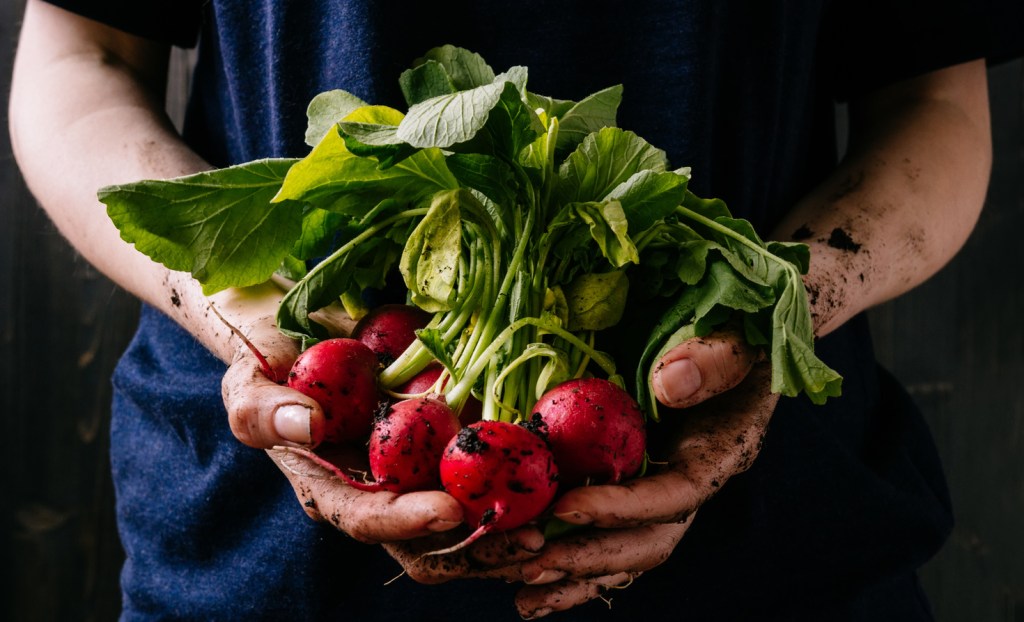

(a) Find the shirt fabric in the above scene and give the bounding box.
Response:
[40,0,1022,620]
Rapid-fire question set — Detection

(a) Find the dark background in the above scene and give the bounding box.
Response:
[2,0,1022,619]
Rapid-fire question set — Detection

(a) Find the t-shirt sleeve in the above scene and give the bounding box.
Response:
[40,0,204,48]
[822,0,1024,100]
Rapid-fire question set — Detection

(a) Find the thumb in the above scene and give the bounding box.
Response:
[222,351,327,448]
[650,328,759,409]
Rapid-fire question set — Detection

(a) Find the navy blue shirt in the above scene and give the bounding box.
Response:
[42,0,1021,619]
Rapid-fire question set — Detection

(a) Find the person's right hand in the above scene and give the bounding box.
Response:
[213,298,467,542]
[268,443,467,543]
[219,310,324,448]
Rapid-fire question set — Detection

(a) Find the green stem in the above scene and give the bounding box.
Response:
[446,315,616,408]
[445,206,536,411]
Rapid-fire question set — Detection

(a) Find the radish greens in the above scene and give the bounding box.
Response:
[98,45,842,422]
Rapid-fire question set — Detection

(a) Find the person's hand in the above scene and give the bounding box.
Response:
[268,443,468,543]
[218,297,359,448]
[362,329,773,616]
[507,330,775,618]
[218,299,465,542]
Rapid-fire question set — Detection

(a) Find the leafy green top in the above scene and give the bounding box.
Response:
[99,44,841,420]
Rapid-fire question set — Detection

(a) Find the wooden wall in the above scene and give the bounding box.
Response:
[1,0,1021,618]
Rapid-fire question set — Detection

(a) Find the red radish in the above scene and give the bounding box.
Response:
[530,377,646,487]
[280,396,461,493]
[287,338,380,444]
[393,363,483,424]
[351,303,433,364]
[431,420,559,555]
[366,397,461,492]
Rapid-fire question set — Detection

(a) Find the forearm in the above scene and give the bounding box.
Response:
[9,1,280,365]
[772,60,992,337]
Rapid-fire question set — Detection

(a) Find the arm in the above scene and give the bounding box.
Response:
[450,59,992,617]
[9,0,461,542]
[774,59,991,337]
[10,0,316,446]
[647,59,991,412]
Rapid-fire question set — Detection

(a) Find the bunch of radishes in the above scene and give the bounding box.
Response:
[100,44,840,550]
[282,302,647,549]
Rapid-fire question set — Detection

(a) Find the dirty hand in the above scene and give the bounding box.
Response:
[509,330,775,618]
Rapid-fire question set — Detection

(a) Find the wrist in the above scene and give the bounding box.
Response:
[161,274,293,366]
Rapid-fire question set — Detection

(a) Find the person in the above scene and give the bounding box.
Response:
[9,0,1021,619]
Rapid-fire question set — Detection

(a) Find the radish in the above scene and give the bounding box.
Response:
[277,396,460,494]
[351,303,433,364]
[431,420,559,554]
[287,338,381,444]
[366,396,461,492]
[530,377,646,487]
[393,362,446,395]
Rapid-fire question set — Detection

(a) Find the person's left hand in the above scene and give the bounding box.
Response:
[379,328,775,618]
[506,349,777,618]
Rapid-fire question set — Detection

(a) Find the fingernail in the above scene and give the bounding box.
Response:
[526,569,566,585]
[274,404,312,444]
[426,518,462,533]
[520,530,545,553]
[522,607,552,620]
[655,358,702,405]
[553,510,593,525]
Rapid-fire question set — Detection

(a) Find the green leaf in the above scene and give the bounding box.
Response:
[392,147,461,192]
[770,273,843,403]
[339,105,405,146]
[525,91,575,119]
[674,240,714,285]
[337,105,422,167]
[277,235,400,346]
[555,85,623,154]
[557,127,668,204]
[400,60,458,106]
[100,158,301,295]
[767,240,811,274]
[445,153,518,209]
[630,220,708,297]
[668,203,844,402]
[690,262,775,329]
[605,169,689,235]
[292,206,345,260]
[396,67,529,149]
[276,254,307,282]
[563,270,629,331]
[415,327,458,377]
[305,90,367,147]
[680,188,733,219]
[456,80,543,160]
[414,45,496,91]
[400,190,463,312]
[276,129,398,204]
[275,128,456,207]
[572,200,640,268]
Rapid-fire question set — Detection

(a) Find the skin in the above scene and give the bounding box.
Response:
[10,1,992,618]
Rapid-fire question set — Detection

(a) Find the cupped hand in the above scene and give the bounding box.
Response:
[507,331,776,618]
[219,299,356,449]
[216,300,464,543]
[267,443,467,543]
